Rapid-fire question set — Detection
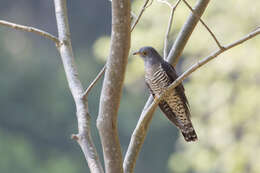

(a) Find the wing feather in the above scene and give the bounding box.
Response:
[159,100,183,128]
[161,61,191,116]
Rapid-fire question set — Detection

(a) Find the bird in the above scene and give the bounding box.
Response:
[133,46,197,142]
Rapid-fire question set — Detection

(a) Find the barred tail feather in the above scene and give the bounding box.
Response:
[181,125,198,142]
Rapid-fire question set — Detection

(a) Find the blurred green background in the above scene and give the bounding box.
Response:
[0,0,260,173]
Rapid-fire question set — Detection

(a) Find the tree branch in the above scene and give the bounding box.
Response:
[54,0,104,173]
[82,0,152,98]
[167,0,210,66]
[131,0,152,32]
[162,27,259,101]
[82,65,106,99]
[0,20,59,44]
[157,0,172,7]
[182,0,223,49]
[123,1,210,172]
[123,95,155,173]
[149,27,260,112]
[162,0,182,59]
[96,0,131,172]
[124,26,260,173]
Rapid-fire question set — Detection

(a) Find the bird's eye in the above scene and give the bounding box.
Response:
[143,51,147,56]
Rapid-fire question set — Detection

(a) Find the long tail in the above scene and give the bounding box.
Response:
[181,123,198,142]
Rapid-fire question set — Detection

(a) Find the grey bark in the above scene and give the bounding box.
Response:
[54,0,104,172]
[167,0,210,66]
[97,0,131,173]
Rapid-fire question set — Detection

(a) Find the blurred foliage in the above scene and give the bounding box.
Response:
[0,0,260,173]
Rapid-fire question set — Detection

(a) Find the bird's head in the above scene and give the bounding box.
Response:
[133,46,161,61]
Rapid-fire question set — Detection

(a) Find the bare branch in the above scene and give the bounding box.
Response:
[54,0,104,173]
[82,0,148,99]
[131,0,152,32]
[124,26,260,173]
[82,65,106,99]
[0,20,59,44]
[167,0,210,66]
[123,95,156,173]
[124,1,210,172]
[156,27,260,106]
[83,0,147,105]
[82,0,153,107]
[163,0,182,59]
[96,0,131,172]
[157,0,172,8]
[164,11,174,59]
[182,0,223,49]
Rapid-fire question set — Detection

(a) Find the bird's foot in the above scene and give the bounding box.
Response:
[153,96,160,103]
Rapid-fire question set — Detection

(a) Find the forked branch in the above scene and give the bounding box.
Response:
[0,2,104,172]
[124,1,210,172]
[54,0,104,172]
[124,26,260,173]
[83,0,151,98]
[167,0,210,66]
[157,27,260,108]
[182,0,223,49]
[161,0,182,59]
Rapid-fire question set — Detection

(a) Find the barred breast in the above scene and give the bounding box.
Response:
[145,66,189,125]
[145,65,172,96]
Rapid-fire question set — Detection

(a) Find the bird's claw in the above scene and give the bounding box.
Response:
[154,96,160,103]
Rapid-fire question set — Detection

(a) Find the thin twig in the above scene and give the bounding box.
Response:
[131,0,152,32]
[124,26,260,173]
[83,0,151,98]
[54,0,104,172]
[82,65,106,99]
[163,0,182,59]
[157,0,172,8]
[0,20,59,45]
[167,0,210,66]
[182,0,223,49]
[124,1,210,172]
[158,27,260,107]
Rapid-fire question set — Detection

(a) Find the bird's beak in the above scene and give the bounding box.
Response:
[133,51,140,56]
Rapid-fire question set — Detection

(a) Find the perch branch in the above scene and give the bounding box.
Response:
[123,95,155,173]
[123,1,210,172]
[162,0,182,59]
[124,26,260,173]
[157,27,260,108]
[167,0,210,66]
[54,0,104,173]
[182,0,223,49]
[96,0,131,172]
[0,20,59,44]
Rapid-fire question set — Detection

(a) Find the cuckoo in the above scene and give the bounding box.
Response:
[133,46,197,142]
